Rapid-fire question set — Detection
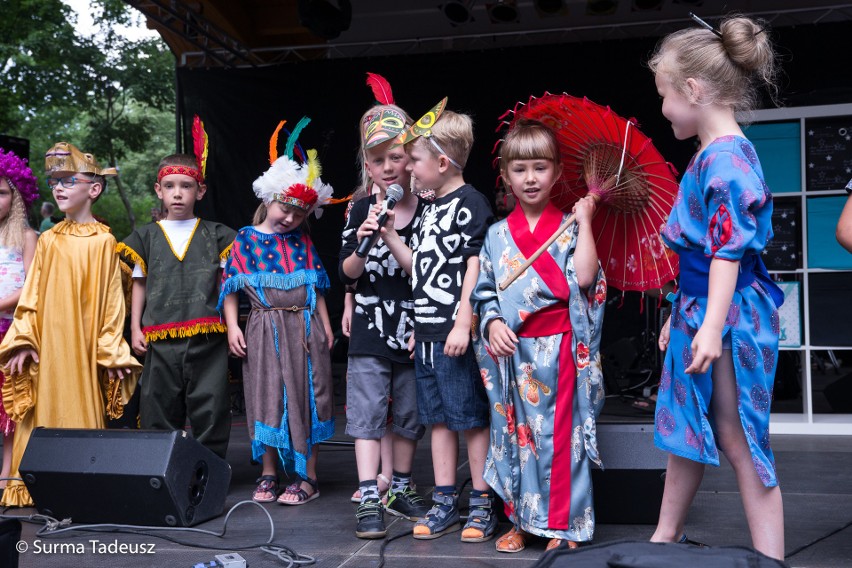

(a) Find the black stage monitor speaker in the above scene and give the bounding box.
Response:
[0,518,22,568]
[20,428,231,527]
[592,422,667,525]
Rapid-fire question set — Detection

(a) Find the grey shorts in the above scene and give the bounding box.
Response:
[345,356,425,441]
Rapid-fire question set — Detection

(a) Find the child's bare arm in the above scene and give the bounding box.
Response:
[445,255,480,357]
[223,293,246,358]
[316,295,334,350]
[130,278,148,355]
[341,291,354,337]
[686,258,738,374]
[572,195,599,289]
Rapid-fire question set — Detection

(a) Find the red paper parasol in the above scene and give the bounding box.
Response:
[497,92,680,292]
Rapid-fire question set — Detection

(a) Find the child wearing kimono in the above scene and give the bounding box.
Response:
[472,119,606,553]
[649,15,785,560]
[220,120,335,505]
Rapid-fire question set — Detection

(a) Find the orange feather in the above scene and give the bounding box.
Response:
[269,120,287,165]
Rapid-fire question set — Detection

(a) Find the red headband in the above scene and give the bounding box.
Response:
[158,165,204,184]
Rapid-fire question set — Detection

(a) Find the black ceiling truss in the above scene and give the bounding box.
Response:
[126,0,261,68]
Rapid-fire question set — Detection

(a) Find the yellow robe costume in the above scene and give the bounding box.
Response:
[0,221,141,507]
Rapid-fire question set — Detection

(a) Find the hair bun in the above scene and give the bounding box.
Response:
[720,16,772,73]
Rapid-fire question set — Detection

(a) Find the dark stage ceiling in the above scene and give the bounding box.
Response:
[126,1,852,67]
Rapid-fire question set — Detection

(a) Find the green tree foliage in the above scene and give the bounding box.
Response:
[1,0,176,239]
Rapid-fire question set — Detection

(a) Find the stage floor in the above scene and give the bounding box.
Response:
[5,399,852,568]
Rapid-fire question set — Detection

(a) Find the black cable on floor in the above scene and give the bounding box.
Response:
[784,518,852,559]
[377,528,413,568]
[1,500,315,567]
[376,477,475,567]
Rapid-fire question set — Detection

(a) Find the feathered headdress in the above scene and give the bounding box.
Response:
[254,117,334,218]
[0,148,39,206]
[157,115,208,183]
[361,72,407,149]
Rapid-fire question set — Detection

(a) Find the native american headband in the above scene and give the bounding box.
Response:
[253,117,334,217]
[157,115,208,184]
[44,142,117,177]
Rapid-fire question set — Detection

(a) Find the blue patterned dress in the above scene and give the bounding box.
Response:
[472,204,606,541]
[656,135,782,487]
[218,227,334,477]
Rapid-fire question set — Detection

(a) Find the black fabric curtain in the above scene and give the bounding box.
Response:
[177,21,850,321]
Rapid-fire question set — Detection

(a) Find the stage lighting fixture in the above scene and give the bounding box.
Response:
[534,0,565,15]
[632,0,662,10]
[487,0,519,23]
[586,0,617,16]
[441,1,476,25]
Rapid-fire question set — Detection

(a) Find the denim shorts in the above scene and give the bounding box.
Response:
[414,341,489,431]
[345,356,425,441]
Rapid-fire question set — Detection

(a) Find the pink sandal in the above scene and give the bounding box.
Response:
[252,475,278,503]
[278,476,320,506]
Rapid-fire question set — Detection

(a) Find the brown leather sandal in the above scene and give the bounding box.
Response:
[496,527,530,553]
[546,538,579,551]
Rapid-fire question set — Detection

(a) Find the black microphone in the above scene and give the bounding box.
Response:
[355,184,405,258]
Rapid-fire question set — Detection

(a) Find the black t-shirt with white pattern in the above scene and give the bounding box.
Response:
[411,184,493,342]
[339,195,425,363]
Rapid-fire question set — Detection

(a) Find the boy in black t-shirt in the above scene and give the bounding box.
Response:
[383,107,496,543]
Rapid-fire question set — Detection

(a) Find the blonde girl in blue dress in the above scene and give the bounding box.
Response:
[648,15,785,560]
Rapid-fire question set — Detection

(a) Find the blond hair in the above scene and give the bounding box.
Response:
[0,179,31,250]
[649,15,778,113]
[499,119,560,172]
[422,110,474,169]
[354,104,413,202]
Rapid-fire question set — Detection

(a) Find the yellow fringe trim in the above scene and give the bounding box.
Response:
[144,321,228,342]
[219,242,233,262]
[115,242,147,275]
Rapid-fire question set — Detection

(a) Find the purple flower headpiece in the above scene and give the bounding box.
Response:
[0,148,39,207]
